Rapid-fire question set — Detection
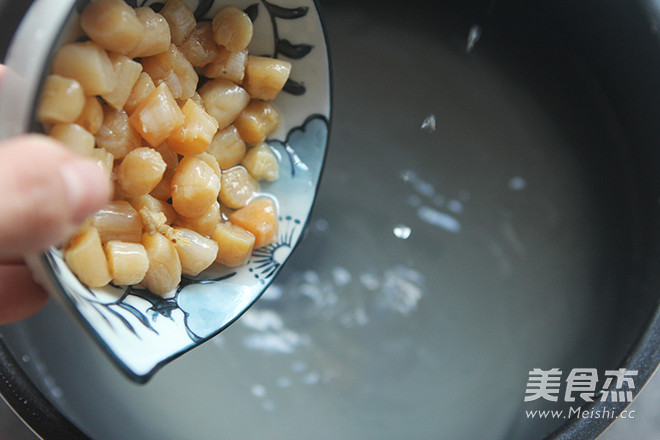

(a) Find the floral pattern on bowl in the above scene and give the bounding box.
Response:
[0,0,330,382]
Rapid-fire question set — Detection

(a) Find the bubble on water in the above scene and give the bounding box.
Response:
[314,218,329,232]
[393,225,412,239]
[401,170,436,198]
[415,181,435,198]
[244,330,308,354]
[277,377,292,388]
[341,307,370,328]
[360,272,381,291]
[291,361,307,372]
[331,266,352,286]
[241,310,283,332]
[447,199,464,214]
[302,270,320,284]
[400,169,416,183]
[261,284,283,301]
[299,283,322,302]
[303,371,321,385]
[251,384,267,398]
[377,266,425,315]
[420,114,436,133]
[21,355,30,363]
[211,335,225,347]
[467,24,482,53]
[508,176,527,191]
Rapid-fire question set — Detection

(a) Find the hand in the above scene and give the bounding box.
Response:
[0,64,111,324]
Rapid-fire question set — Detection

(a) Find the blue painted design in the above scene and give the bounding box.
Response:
[248,216,302,284]
[261,0,311,94]
[269,114,329,179]
[244,3,260,21]
[194,0,215,20]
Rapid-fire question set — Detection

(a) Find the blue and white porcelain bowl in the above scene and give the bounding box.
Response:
[0,0,331,382]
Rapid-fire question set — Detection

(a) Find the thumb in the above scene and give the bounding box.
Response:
[0,134,111,260]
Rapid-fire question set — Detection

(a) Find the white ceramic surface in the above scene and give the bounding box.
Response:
[0,0,330,382]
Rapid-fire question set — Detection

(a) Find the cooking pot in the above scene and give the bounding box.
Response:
[1,0,660,439]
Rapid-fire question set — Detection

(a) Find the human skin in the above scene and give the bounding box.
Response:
[0,64,111,324]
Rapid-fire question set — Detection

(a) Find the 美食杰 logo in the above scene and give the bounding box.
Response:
[524,368,637,403]
[523,368,639,421]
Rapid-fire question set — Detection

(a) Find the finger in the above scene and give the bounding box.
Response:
[0,264,49,324]
[0,134,111,261]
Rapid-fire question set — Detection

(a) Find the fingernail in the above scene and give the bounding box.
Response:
[60,159,110,223]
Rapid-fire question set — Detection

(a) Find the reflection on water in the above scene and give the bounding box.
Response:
[447,199,464,213]
[205,257,427,416]
[417,206,462,233]
[393,224,412,239]
[467,24,482,53]
[508,176,527,191]
[241,310,310,354]
[420,114,436,133]
[401,168,466,233]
